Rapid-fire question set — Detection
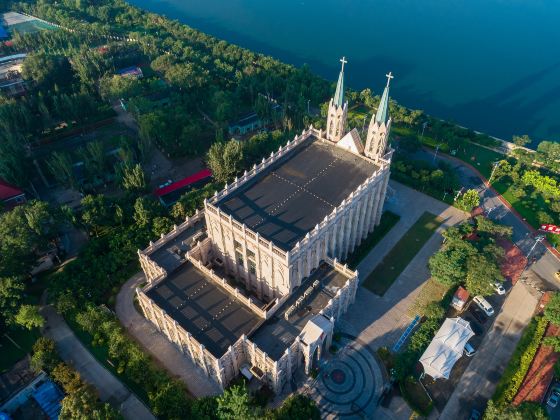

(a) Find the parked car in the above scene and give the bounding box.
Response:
[473,296,495,316]
[555,271,560,281]
[465,317,484,335]
[493,282,506,295]
[469,306,487,324]
[464,342,476,357]
[547,389,560,408]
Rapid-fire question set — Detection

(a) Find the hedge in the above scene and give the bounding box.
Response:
[493,316,548,405]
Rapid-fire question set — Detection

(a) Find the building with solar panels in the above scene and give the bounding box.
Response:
[136,59,395,394]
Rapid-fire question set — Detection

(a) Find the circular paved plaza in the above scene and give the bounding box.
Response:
[306,334,384,418]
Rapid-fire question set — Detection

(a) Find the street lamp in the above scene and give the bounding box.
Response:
[520,235,545,281]
[488,160,501,185]
[433,143,443,164]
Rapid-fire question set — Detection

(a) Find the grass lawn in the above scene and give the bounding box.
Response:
[363,212,443,296]
[401,377,433,416]
[0,328,40,373]
[407,278,451,318]
[344,211,401,269]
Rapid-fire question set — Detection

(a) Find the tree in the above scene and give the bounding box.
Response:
[537,141,560,171]
[21,53,57,87]
[80,195,112,237]
[52,363,84,395]
[148,380,191,419]
[512,134,531,147]
[207,140,244,184]
[152,217,173,237]
[475,216,513,239]
[191,397,219,420]
[465,255,502,296]
[60,385,121,420]
[120,163,147,193]
[543,336,560,352]
[47,151,77,189]
[31,337,60,373]
[0,276,25,326]
[274,395,320,420]
[15,305,44,330]
[217,384,258,420]
[133,197,160,228]
[455,189,480,212]
[99,74,142,101]
[544,293,560,326]
[429,248,468,286]
[484,399,546,420]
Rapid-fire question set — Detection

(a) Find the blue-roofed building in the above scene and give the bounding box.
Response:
[116,65,143,79]
[32,380,63,420]
[0,25,8,40]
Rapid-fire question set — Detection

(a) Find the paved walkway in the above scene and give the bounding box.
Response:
[40,306,154,420]
[439,281,540,418]
[341,181,467,351]
[302,334,384,419]
[116,273,222,397]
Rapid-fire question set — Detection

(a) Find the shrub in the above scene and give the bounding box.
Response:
[493,316,548,405]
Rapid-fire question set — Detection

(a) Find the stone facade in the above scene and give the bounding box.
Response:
[135,62,394,394]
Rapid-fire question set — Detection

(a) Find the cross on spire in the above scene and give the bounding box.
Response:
[340,56,347,72]
[385,71,394,87]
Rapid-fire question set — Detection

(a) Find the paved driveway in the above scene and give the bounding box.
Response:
[439,281,540,419]
[41,306,154,420]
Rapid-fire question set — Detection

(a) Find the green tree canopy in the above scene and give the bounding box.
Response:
[455,189,480,212]
[544,292,560,326]
[15,305,44,330]
[217,385,258,420]
[207,140,244,184]
[465,255,503,296]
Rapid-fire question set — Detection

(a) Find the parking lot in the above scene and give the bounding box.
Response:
[422,280,512,411]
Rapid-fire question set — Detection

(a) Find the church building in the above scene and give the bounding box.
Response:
[136,59,394,393]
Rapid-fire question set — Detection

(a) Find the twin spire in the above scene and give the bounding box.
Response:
[333,56,347,108]
[327,57,394,160]
[332,57,393,124]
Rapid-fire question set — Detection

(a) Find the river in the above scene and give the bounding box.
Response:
[126,0,560,144]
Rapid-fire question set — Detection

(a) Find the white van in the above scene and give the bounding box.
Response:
[473,296,494,316]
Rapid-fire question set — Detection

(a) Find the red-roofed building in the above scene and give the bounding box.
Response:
[0,179,26,210]
[154,169,212,206]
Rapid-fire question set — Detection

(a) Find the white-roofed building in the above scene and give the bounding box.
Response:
[419,317,474,380]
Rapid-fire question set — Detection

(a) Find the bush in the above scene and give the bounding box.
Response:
[493,316,548,405]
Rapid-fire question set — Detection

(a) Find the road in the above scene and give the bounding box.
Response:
[439,281,540,418]
[411,148,559,287]
[40,306,155,420]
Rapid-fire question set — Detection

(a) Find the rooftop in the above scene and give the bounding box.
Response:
[149,220,205,272]
[250,263,349,360]
[217,136,377,250]
[146,262,261,358]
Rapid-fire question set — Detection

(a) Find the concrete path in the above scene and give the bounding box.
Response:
[341,181,467,351]
[40,306,154,420]
[116,273,222,397]
[439,281,540,419]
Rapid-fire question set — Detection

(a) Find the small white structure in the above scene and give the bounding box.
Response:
[419,317,474,380]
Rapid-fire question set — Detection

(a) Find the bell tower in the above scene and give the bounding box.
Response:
[326,57,348,142]
[365,72,393,160]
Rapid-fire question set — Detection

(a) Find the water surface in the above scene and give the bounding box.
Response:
[127,0,560,143]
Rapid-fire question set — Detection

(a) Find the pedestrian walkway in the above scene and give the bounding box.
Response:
[343,181,466,351]
[116,273,222,397]
[40,306,154,420]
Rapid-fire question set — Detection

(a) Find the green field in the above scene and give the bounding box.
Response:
[363,212,443,296]
[344,211,401,269]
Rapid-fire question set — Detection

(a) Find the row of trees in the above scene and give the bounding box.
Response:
[31,337,121,419]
